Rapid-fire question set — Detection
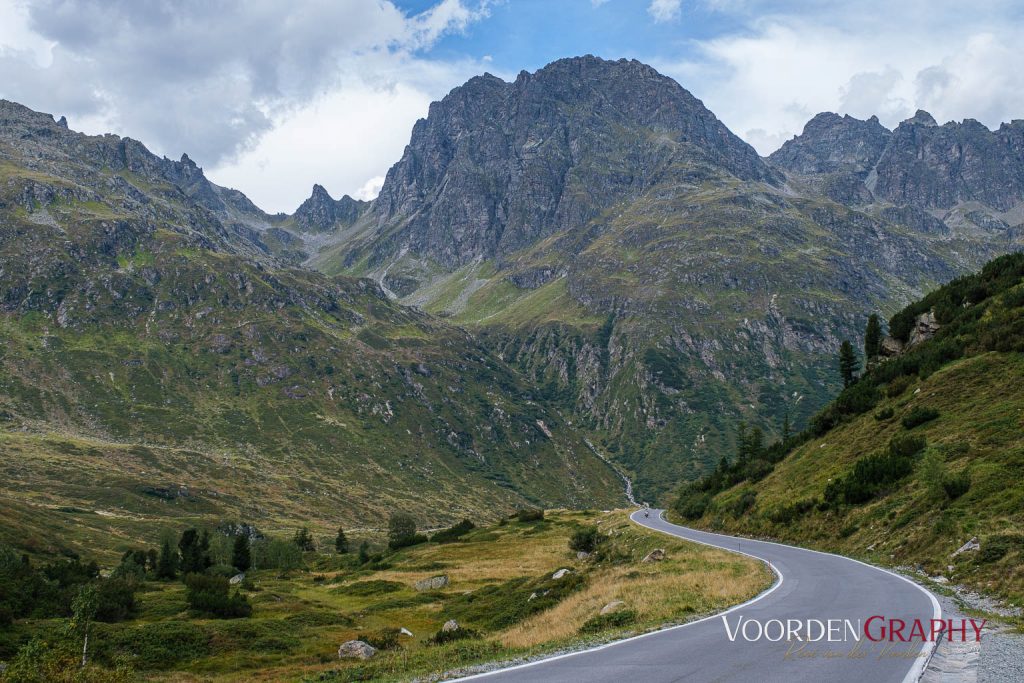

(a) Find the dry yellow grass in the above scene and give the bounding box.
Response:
[499,511,770,648]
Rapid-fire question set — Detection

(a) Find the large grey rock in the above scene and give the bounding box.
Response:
[552,568,571,579]
[441,619,461,633]
[642,549,666,563]
[414,574,450,591]
[907,310,941,348]
[952,537,981,557]
[338,640,376,660]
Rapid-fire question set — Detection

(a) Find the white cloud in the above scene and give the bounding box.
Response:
[0,0,490,210]
[355,176,387,202]
[657,2,1024,154]
[208,56,490,212]
[649,0,682,23]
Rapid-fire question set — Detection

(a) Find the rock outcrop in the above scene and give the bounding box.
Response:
[293,184,366,232]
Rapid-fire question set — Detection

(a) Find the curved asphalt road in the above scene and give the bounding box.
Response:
[453,510,940,683]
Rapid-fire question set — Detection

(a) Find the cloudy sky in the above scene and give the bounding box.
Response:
[2,0,1023,213]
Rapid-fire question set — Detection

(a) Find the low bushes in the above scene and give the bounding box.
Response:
[431,520,476,544]
[902,407,940,429]
[580,609,637,633]
[568,526,606,554]
[183,574,251,618]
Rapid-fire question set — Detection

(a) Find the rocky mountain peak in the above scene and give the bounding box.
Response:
[293,184,366,233]
[365,55,777,269]
[903,109,938,127]
[768,112,891,175]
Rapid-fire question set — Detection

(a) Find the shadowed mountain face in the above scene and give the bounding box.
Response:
[0,98,625,551]
[310,57,1024,500]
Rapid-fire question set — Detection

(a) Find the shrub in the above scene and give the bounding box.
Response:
[825,444,919,506]
[675,492,711,520]
[730,490,757,516]
[902,407,940,429]
[889,434,927,458]
[580,609,637,633]
[95,578,137,623]
[183,574,251,618]
[874,407,894,421]
[978,536,1013,564]
[429,625,480,645]
[251,538,303,571]
[443,571,587,631]
[101,621,212,670]
[886,376,914,398]
[515,508,545,523]
[431,519,476,544]
[388,514,426,550]
[357,628,401,651]
[568,526,605,554]
[942,471,971,500]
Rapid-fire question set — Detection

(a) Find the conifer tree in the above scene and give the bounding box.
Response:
[839,340,859,387]
[864,314,882,358]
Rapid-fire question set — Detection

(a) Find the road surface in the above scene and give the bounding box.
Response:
[453,509,939,683]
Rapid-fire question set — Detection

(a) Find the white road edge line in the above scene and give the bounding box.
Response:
[644,511,943,683]
[447,509,786,682]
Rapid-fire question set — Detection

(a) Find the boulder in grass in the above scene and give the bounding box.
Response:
[552,568,571,579]
[415,574,450,591]
[642,549,666,563]
[600,600,626,615]
[338,640,376,660]
[442,619,460,633]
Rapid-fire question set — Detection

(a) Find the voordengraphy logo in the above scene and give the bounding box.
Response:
[722,615,985,643]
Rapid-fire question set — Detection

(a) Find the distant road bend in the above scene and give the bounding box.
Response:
[452,510,940,683]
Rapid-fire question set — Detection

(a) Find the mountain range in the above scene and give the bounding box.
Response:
[307,56,1024,496]
[1,55,1023,552]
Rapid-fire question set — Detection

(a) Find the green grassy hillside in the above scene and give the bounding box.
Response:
[0,102,624,561]
[673,253,1024,601]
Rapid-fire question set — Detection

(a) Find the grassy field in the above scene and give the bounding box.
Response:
[0,510,770,682]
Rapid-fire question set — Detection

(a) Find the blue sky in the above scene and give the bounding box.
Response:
[2,0,1023,212]
[403,0,735,70]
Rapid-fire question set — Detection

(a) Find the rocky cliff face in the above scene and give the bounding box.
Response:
[873,113,1024,211]
[356,56,777,270]
[769,112,891,176]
